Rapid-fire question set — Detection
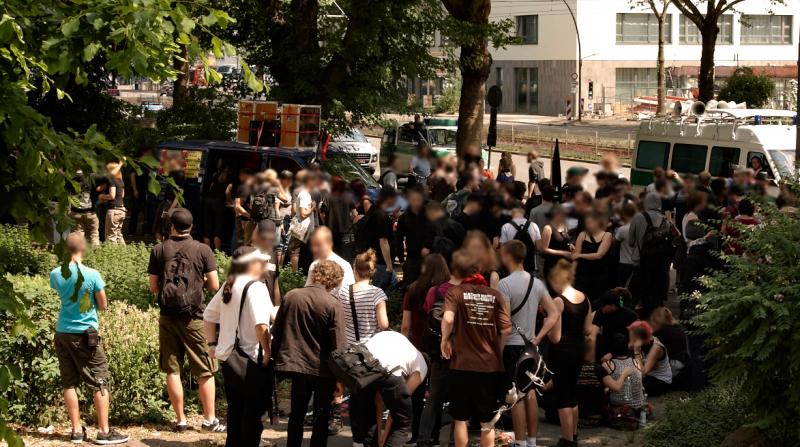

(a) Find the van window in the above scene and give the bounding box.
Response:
[399,127,420,145]
[671,143,707,174]
[382,128,396,145]
[709,146,740,177]
[635,141,670,170]
[747,151,773,178]
[267,155,302,174]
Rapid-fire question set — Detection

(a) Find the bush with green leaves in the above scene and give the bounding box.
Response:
[686,184,800,444]
[644,385,753,447]
[82,242,154,310]
[278,266,307,296]
[718,66,775,108]
[0,225,55,276]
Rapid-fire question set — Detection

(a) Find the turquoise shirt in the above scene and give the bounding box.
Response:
[50,262,105,334]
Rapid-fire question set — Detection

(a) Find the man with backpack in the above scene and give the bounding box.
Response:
[441,250,512,447]
[499,207,542,273]
[497,240,559,447]
[628,192,677,315]
[248,170,281,227]
[68,170,101,247]
[147,208,225,432]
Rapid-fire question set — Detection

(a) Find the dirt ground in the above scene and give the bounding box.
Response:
[13,395,667,447]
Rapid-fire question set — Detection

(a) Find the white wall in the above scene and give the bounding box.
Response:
[491,0,578,61]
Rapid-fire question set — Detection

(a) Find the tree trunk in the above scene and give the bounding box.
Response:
[656,14,667,115]
[172,44,190,105]
[455,39,491,160]
[698,25,719,103]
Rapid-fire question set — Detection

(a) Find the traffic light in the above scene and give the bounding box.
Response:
[588,81,594,100]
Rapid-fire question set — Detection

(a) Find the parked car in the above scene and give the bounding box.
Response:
[328,128,379,174]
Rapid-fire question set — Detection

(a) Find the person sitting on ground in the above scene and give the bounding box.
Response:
[50,233,130,444]
[599,333,649,430]
[591,288,638,361]
[628,320,672,396]
[649,307,691,390]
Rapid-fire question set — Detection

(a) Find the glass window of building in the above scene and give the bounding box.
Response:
[516,15,538,44]
[741,15,792,44]
[679,14,733,44]
[616,13,672,44]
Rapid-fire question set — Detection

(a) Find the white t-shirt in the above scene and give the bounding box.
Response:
[364,331,428,380]
[296,187,314,229]
[499,217,542,244]
[305,251,356,296]
[204,275,273,362]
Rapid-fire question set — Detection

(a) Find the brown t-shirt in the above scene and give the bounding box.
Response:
[443,283,512,373]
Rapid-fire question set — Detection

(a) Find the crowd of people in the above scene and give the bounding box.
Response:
[53,145,796,446]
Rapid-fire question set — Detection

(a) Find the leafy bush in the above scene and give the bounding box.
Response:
[689,186,800,444]
[433,77,461,114]
[278,266,307,296]
[644,385,752,447]
[83,243,154,310]
[101,302,170,423]
[718,67,775,108]
[0,225,55,276]
[0,275,63,426]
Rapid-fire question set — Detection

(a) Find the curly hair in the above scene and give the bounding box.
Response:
[311,260,344,291]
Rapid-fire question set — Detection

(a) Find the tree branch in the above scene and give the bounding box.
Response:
[671,0,703,24]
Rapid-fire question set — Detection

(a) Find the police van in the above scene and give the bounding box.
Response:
[631,102,797,190]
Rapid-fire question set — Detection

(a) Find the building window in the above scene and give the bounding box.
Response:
[616,13,672,44]
[616,68,658,103]
[495,67,503,87]
[516,15,538,44]
[741,15,792,44]
[680,14,733,44]
[515,68,538,113]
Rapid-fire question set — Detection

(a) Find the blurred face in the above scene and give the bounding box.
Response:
[584,216,600,233]
[649,317,663,332]
[464,238,485,263]
[499,248,513,269]
[551,210,566,225]
[751,158,762,170]
[252,230,276,251]
[426,207,443,221]
[310,232,333,259]
[407,191,424,211]
[246,259,267,278]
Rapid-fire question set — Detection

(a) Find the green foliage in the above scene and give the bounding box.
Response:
[0,225,55,276]
[718,67,775,108]
[101,302,170,423]
[83,243,154,310]
[644,385,753,447]
[278,266,307,296]
[433,77,461,114]
[0,275,63,427]
[688,183,800,443]
[153,88,238,142]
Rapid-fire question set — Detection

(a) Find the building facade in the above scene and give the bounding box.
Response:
[486,0,799,116]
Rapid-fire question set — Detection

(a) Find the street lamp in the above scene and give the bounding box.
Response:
[561,0,582,122]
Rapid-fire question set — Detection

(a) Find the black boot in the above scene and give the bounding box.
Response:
[555,438,576,447]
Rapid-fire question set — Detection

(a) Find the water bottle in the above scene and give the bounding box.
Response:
[623,376,632,400]
[640,393,648,427]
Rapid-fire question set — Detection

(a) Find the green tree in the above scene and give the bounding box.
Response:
[0,0,252,443]
[631,0,671,115]
[690,185,800,444]
[671,0,784,103]
[718,66,776,108]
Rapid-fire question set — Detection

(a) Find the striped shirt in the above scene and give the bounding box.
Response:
[336,285,387,344]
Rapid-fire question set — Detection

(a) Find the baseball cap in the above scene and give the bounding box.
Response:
[567,166,589,177]
[169,208,193,233]
[231,246,271,264]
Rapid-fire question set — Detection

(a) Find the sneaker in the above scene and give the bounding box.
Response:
[70,426,86,444]
[201,418,226,433]
[327,417,342,436]
[95,428,130,445]
[173,421,190,432]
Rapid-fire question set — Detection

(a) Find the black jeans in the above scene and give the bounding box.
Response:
[417,362,448,446]
[351,375,412,447]
[221,359,274,447]
[286,373,336,447]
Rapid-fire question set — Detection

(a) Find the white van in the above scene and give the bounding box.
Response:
[328,128,379,174]
[631,108,797,190]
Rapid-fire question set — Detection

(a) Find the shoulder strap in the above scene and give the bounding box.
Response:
[234,280,259,351]
[642,211,654,229]
[511,273,536,316]
[510,221,523,232]
[349,284,361,342]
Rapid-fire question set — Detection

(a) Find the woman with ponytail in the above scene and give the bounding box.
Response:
[203,246,274,447]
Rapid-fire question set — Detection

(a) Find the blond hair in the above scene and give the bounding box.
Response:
[353,249,377,279]
[548,258,575,284]
[650,306,676,327]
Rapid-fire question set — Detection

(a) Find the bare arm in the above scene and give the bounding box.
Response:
[148,274,160,295]
[203,320,218,346]
[583,298,594,337]
[255,324,271,366]
[601,365,634,392]
[638,344,663,376]
[577,233,613,260]
[541,226,571,257]
[94,290,108,311]
[405,371,423,393]
[379,238,393,271]
[273,277,282,307]
[534,293,559,345]
[375,301,389,331]
[440,310,455,359]
[571,232,586,260]
[549,297,564,344]
[234,197,250,218]
[401,310,412,338]
[205,270,220,293]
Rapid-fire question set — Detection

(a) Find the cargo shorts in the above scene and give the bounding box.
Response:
[54,332,111,391]
[158,315,216,378]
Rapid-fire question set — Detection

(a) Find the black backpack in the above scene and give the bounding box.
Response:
[640,212,678,264]
[511,220,537,271]
[249,187,278,222]
[158,240,203,317]
[422,287,446,361]
[327,285,399,392]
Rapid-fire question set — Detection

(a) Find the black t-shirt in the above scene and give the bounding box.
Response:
[359,206,393,265]
[397,209,429,261]
[654,324,689,362]
[576,362,607,420]
[592,307,638,355]
[455,212,481,232]
[110,176,125,209]
[147,236,217,318]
